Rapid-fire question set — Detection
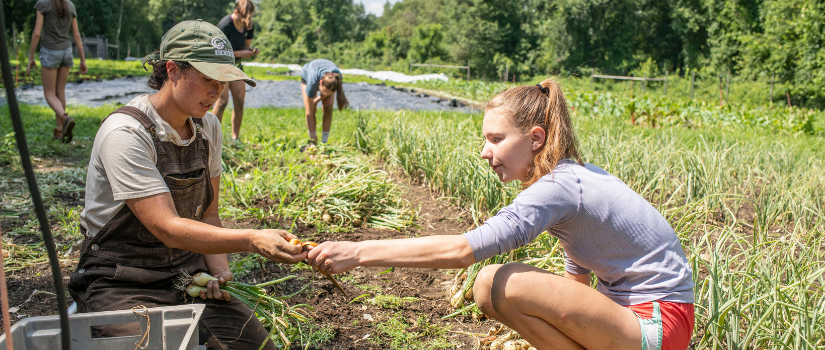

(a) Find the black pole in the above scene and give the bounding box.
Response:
[0,3,72,349]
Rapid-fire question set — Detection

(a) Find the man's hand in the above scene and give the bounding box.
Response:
[252,229,307,264]
[306,241,362,274]
[200,271,233,300]
[237,49,254,59]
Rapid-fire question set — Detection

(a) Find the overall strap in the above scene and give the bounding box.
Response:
[101,106,156,131]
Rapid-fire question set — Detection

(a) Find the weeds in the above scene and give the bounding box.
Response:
[371,314,458,349]
[365,294,419,309]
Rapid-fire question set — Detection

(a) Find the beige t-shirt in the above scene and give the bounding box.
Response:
[80,95,223,237]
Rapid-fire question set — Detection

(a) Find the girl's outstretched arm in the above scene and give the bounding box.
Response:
[306,235,476,274]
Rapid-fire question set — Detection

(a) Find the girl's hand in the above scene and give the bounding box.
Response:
[306,241,361,274]
[27,58,36,73]
[79,61,87,75]
[201,271,233,300]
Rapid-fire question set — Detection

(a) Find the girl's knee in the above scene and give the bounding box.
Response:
[474,264,501,314]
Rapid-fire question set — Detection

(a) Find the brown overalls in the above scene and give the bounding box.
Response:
[68,106,276,350]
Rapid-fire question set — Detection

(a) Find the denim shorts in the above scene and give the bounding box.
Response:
[39,47,74,69]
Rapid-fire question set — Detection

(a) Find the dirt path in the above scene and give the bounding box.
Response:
[0,169,493,349]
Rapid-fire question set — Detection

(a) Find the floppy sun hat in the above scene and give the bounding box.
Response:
[142,19,256,87]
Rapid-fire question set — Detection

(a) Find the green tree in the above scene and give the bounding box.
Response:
[409,23,445,62]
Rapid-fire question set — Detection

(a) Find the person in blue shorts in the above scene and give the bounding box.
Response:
[27,0,87,143]
[300,59,349,144]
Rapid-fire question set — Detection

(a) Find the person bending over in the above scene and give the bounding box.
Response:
[68,21,304,350]
[211,0,258,141]
[300,59,349,144]
[307,78,695,350]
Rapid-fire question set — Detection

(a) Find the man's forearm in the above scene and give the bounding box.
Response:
[153,216,255,254]
[204,253,231,275]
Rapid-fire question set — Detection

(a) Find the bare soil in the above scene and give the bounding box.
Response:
[0,171,495,349]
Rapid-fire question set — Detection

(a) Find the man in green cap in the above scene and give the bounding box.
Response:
[68,20,302,349]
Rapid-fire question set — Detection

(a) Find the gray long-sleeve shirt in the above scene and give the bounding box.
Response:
[464,161,695,306]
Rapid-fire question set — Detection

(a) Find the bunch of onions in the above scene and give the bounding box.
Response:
[181,272,313,348]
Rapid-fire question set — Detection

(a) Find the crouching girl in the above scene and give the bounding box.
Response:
[307,78,695,350]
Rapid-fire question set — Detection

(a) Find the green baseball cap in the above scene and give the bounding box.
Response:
[142,19,256,87]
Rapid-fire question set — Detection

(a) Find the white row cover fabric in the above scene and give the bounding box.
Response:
[243,62,449,83]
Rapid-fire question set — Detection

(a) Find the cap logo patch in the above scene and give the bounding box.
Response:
[211,37,224,49]
[211,37,232,57]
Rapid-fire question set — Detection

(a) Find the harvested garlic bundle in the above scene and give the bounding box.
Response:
[450,289,465,308]
[489,330,516,349]
[463,285,474,300]
[502,340,521,350]
[448,268,466,296]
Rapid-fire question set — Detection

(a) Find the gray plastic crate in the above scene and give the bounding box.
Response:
[0,304,205,350]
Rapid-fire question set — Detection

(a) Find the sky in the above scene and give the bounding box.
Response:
[359,0,403,16]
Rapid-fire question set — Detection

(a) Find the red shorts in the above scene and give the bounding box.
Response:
[624,301,694,350]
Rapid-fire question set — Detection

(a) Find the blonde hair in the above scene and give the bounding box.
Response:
[321,73,349,110]
[486,77,583,187]
[234,0,255,30]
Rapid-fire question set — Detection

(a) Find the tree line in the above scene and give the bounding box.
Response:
[4,0,824,107]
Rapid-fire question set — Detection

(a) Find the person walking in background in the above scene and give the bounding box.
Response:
[301,59,349,145]
[27,0,87,143]
[211,0,258,142]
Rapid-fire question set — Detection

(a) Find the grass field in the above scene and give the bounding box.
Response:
[2,74,825,348]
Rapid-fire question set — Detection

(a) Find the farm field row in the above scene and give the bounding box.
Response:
[404,78,825,136]
[2,89,825,348]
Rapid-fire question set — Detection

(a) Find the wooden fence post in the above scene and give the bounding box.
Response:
[467,61,470,81]
[409,59,412,75]
[690,70,695,99]
[504,63,509,83]
[630,73,635,99]
[665,70,668,95]
[643,73,647,94]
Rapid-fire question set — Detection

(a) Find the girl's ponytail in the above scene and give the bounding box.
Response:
[321,73,349,110]
[486,78,582,187]
[335,74,349,110]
